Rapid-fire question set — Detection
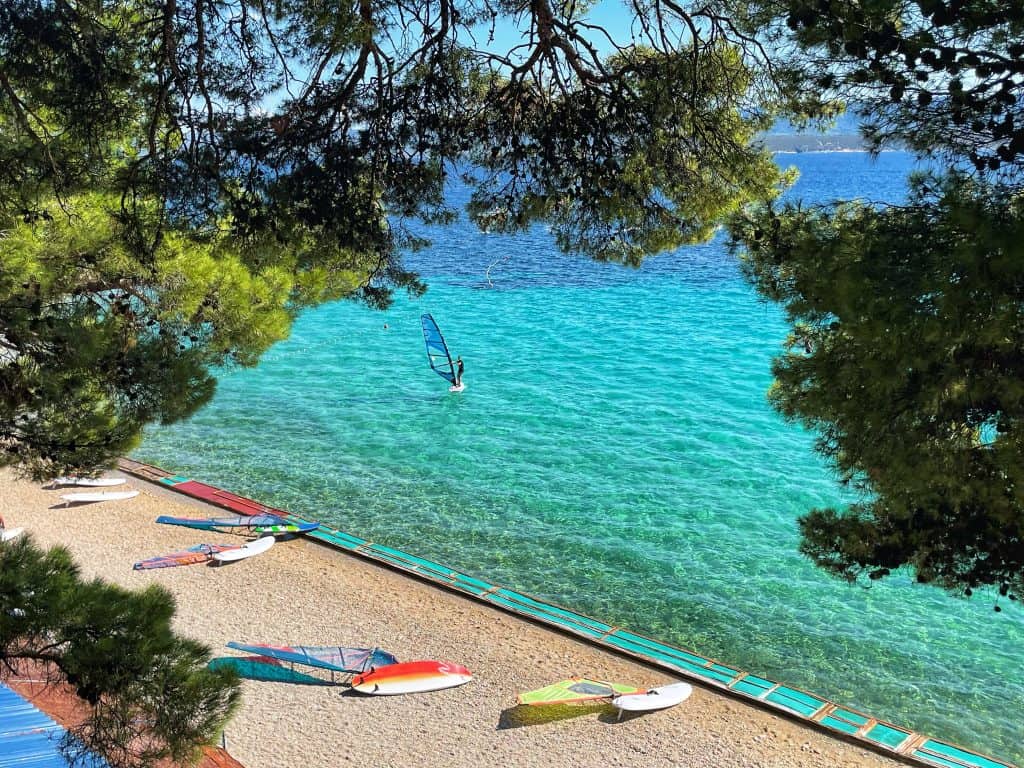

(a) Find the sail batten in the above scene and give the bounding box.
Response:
[420,313,456,384]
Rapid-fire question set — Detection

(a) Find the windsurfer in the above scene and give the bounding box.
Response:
[420,314,462,389]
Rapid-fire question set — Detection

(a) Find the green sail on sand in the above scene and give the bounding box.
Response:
[516,678,643,706]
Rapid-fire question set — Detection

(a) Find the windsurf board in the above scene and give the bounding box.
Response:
[53,477,126,487]
[612,682,693,713]
[1,528,25,542]
[61,490,139,504]
[212,534,275,563]
[351,660,472,695]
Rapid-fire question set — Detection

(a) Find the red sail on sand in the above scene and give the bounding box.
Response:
[133,543,241,570]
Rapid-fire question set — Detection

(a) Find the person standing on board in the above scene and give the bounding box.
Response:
[455,356,464,387]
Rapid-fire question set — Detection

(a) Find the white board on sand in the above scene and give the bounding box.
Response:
[612,682,693,713]
[1,528,25,542]
[54,477,126,487]
[212,535,275,563]
[60,490,139,504]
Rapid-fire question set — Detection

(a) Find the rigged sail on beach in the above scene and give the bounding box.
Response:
[155,514,319,533]
[133,543,241,570]
[157,514,287,530]
[420,314,457,385]
[515,678,643,706]
[226,642,397,674]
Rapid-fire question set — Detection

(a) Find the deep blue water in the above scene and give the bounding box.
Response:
[137,152,1022,764]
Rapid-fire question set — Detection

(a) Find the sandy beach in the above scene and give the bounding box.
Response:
[0,467,904,768]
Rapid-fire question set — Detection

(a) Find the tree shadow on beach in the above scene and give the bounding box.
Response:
[496,703,619,730]
[208,656,334,686]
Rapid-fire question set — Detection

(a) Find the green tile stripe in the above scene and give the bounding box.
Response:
[731,675,774,697]
[120,458,1016,768]
[309,527,367,550]
[865,723,915,749]
[764,687,828,718]
[487,589,614,636]
[916,742,1013,768]
[821,714,863,735]
[917,754,982,768]
[832,707,872,727]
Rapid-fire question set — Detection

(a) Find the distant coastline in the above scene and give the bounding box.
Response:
[762,133,868,152]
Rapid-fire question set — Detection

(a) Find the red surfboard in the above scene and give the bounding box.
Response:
[350,660,472,695]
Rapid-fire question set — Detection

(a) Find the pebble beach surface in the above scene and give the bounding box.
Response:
[0,468,902,768]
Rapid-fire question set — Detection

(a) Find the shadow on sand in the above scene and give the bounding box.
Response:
[208,656,335,686]
[497,703,638,730]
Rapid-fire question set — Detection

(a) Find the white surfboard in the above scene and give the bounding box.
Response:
[60,490,139,504]
[612,682,693,713]
[53,477,126,487]
[449,382,465,392]
[1,528,25,542]
[212,534,275,563]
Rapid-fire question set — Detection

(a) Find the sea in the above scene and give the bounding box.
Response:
[137,151,1023,764]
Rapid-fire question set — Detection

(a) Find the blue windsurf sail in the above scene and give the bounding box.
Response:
[226,642,398,674]
[156,514,289,531]
[420,314,456,385]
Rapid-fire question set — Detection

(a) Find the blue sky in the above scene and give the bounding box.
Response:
[464,0,667,60]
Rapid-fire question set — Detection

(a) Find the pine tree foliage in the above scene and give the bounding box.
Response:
[0,535,241,767]
[730,0,1024,601]
[733,0,1024,169]
[0,0,815,477]
[734,175,1024,601]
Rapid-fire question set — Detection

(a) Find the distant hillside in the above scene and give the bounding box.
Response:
[761,133,867,152]
[760,111,868,152]
[770,111,864,135]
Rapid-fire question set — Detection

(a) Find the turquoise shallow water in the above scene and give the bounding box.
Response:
[138,152,1023,764]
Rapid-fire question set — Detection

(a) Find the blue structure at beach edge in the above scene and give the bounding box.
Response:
[0,683,106,768]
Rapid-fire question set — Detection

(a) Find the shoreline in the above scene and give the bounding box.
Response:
[119,461,999,768]
[0,467,951,768]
